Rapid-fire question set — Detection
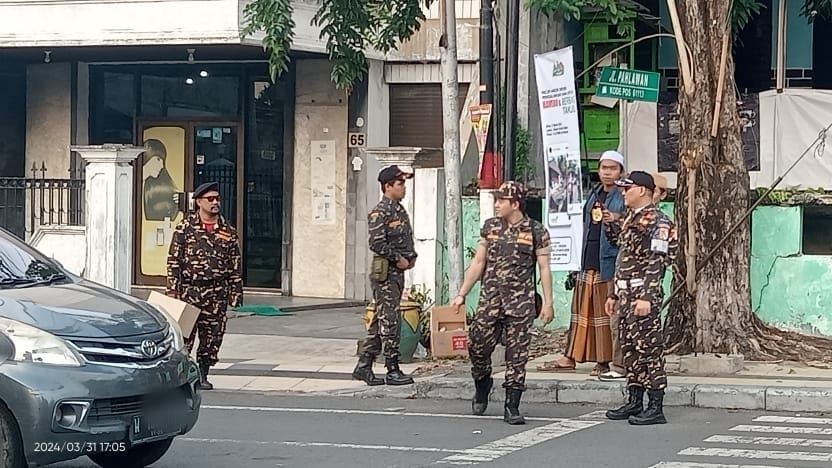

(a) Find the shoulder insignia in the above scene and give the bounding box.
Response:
[216,228,232,241]
[369,210,382,221]
[517,232,534,246]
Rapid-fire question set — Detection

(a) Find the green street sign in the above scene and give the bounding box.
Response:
[595,67,660,102]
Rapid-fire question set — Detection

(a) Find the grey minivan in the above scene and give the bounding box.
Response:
[0,227,201,467]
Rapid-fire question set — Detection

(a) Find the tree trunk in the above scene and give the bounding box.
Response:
[663,0,832,361]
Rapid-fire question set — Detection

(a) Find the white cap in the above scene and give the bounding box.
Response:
[600,150,625,168]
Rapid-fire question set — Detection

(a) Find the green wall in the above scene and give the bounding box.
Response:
[437,200,832,337]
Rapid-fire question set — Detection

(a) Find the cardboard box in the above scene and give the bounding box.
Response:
[146,291,202,337]
[430,305,469,358]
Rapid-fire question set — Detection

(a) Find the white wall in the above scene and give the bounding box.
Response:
[0,0,345,55]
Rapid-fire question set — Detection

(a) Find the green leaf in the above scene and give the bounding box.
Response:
[800,0,832,22]
[243,0,431,89]
[242,0,296,82]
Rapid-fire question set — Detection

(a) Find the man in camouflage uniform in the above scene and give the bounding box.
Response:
[452,181,555,425]
[167,182,243,390]
[352,165,417,386]
[604,171,678,425]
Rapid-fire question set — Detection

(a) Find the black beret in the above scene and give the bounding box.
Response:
[614,171,655,191]
[193,182,220,199]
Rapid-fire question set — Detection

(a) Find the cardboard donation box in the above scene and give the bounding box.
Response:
[430,305,469,358]
[146,291,202,337]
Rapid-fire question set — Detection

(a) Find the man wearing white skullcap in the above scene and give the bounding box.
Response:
[537,149,627,381]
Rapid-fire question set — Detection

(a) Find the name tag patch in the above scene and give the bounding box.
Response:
[651,239,669,253]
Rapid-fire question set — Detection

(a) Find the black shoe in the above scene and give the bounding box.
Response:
[472,377,493,416]
[503,388,525,425]
[385,358,414,386]
[606,385,644,420]
[629,389,667,425]
[352,355,385,386]
[198,363,213,391]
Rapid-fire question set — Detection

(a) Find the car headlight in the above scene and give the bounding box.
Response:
[147,303,185,352]
[0,317,84,366]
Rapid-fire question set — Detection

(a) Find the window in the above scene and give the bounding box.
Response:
[0,229,67,283]
[802,205,832,255]
[89,71,135,144]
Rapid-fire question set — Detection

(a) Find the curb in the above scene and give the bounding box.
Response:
[315,377,832,413]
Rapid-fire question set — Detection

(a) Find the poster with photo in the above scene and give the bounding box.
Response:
[534,47,584,271]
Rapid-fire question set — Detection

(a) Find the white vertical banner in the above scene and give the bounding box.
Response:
[534,47,584,271]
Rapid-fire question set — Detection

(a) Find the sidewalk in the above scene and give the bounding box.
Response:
[205,310,832,412]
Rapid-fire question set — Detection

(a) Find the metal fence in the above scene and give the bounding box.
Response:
[0,163,85,240]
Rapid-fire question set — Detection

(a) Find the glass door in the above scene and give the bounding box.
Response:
[193,124,239,225]
[244,80,286,289]
[134,121,241,287]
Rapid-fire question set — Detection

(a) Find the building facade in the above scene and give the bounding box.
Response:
[0,0,389,299]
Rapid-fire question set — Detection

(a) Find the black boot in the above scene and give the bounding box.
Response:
[198,362,213,391]
[352,355,384,386]
[503,388,525,425]
[605,385,644,420]
[385,358,414,385]
[471,377,493,416]
[629,389,667,425]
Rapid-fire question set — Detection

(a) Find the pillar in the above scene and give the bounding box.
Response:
[72,144,144,293]
[412,168,445,305]
[479,189,497,227]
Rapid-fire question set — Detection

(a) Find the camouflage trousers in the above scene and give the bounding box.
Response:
[183,285,229,367]
[618,289,666,390]
[469,297,534,391]
[359,270,404,360]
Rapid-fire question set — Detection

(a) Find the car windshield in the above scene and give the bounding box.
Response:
[0,228,69,288]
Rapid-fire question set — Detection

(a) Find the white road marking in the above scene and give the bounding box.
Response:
[730,424,832,436]
[705,434,832,448]
[753,415,832,425]
[201,405,565,422]
[435,417,604,465]
[648,463,788,468]
[575,410,609,420]
[678,447,832,462]
[180,438,464,453]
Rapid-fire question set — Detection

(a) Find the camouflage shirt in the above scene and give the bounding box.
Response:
[166,213,243,307]
[609,205,678,303]
[478,216,551,317]
[368,196,417,266]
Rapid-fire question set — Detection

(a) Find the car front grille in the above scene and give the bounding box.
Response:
[68,331,173,366]
[86,384,194,422]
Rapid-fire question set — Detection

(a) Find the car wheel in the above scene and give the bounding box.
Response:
[0,403,26,468]
[88,438,174,468]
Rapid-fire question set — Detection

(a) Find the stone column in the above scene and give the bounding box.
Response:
[479,189,497,227]
[411,168,445,304]
[72,144,144,293]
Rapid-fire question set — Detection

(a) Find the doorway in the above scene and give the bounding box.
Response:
[133,120,244,287]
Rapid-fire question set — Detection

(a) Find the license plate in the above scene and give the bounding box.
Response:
[130,413,181,443]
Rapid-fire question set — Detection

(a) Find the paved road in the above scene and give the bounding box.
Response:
[49,391,832,468]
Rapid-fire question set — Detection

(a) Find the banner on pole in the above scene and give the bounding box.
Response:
[533,47,584,271]
[470,104,492,156]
